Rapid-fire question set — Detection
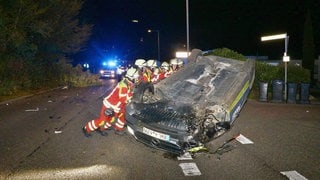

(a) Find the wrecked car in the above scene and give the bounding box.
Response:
[125,49,255,155]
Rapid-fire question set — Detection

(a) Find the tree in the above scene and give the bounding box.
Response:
[0,0,92,89]
[302,9,315,84]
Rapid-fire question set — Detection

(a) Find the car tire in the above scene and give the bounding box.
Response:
[187,49,202,63]
[132,82,154,103]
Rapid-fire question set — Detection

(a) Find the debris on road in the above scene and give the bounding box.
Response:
[25,107,39,112]
[177,152,193,161]
[187,146,208,154]
[179,163,201,176]
[236,134,254,144]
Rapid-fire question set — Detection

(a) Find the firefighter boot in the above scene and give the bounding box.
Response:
[82,127,92,138]
[97,128,109,136]
[114,129,126,136]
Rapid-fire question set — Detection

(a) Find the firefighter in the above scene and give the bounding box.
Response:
[153,61,170,82]
[170,58,183,72]
[151,68,160,83]
[146,59,158,69]
[134,58,148,83]
[146,59,158,83]
[134,58,154,83]
[82,67,140,137]
[161,61,172,78]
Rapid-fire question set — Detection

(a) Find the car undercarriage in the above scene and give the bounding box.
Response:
[126,49,255,154]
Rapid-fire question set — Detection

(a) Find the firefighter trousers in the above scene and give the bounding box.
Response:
[84,105,126,133]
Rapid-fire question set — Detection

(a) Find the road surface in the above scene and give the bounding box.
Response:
[0,82,319,179]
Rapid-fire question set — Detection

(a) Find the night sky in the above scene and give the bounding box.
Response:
[78,0,320,65]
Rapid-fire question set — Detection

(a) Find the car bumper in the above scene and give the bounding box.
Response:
[100,74,116,78]
[125,111,188,155]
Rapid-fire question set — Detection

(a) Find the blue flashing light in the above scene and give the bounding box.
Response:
[102,60,117,67]
[108,61,117,67]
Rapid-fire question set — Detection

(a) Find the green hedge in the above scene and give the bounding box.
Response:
[204,48,247,61]
[255,61,310,86]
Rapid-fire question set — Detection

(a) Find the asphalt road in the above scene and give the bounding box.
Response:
[0,81,320,179]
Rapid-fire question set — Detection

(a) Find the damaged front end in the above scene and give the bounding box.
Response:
[126,101,231,154]
[126,49,255,155]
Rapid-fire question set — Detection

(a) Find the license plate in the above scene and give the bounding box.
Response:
[142,127,170,141]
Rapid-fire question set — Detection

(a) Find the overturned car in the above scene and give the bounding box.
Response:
[126,49,255,155]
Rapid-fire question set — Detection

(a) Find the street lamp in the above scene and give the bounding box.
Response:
[186,0,190,54]
[148,29,160,61]
[131,19,139,23]
[261,33,290,101]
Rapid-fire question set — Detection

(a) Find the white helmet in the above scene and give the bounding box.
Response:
[170,58,177,65]
[170,58,183,65]
[146,59,157,67]
[161,62,169,70]
[135,59,146,68]
[125,67,139,80]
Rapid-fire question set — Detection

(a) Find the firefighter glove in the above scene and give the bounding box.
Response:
[104,108,114,116]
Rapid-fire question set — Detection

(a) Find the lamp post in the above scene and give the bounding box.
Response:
[186,0,190,54]
[261,33,290,101]
[148,29,160,61]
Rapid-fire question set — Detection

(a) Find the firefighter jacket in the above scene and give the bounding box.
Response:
[141,68,153,83]
[103,78,133,113]
[153,71,164,82]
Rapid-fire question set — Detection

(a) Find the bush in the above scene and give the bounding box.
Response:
[279,63,311,83]
[56,59,101,87]
[251,61,310,99]
[0,57,101,99]
[254,61,310,86]
[204,48,246,61]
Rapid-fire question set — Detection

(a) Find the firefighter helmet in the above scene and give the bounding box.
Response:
[125,67,139,81]
[135,59,146,68]
[161,62,170,70]
[170,58,183,65]
[146,59,157,67]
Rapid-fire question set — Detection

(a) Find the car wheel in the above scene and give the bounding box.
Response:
[132,82,155,103]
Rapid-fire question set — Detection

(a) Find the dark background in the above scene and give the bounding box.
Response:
[75,0,320,66]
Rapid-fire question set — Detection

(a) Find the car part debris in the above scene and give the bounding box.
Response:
[179,163,202,176]
[25,107,39,112]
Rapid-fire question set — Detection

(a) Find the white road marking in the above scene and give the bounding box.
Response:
[9,164,127,179]
[281,170,308,180]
